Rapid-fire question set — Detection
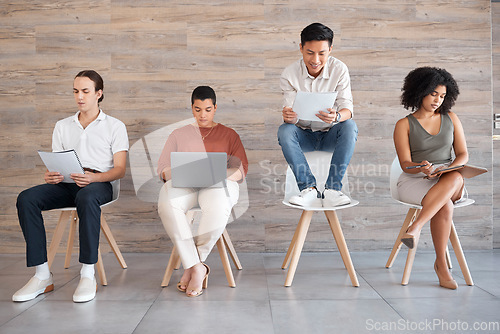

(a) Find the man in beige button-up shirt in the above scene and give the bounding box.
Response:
[278,23,358,208]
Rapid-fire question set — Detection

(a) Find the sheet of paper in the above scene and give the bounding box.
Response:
[292,91,338,122]
[38,149,84,183]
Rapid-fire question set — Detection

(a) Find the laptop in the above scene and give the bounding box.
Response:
[170,152,227,188]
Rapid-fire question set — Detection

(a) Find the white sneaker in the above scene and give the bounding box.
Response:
[322,189,351,207]
[12,274,54,302]
[289,187,321,207]
[73,276,97,303]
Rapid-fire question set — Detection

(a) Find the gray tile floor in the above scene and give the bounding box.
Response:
[1,250,499,334]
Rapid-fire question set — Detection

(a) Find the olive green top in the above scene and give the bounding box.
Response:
[407,113,454,165]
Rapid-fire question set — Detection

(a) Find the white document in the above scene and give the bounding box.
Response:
[38,149,84,183]
[292,91,338,122]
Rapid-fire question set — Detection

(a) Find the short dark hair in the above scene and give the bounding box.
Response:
[301,23,334,48]
[401,67,459,114]
[191,86,216,105]
[75,70,104,103]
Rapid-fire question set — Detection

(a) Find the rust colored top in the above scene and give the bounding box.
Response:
[157,123,248,182]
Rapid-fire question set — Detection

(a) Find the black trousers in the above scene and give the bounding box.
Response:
[16,182,112,267]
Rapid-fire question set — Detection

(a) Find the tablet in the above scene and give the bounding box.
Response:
[292,91,338,122]
[429,164,487,179]
[430,165,464,175]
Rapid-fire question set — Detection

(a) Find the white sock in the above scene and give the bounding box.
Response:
[80,264,95,279]
[35,262,50,280]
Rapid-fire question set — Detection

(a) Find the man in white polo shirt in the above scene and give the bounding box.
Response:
[13,70,129,303]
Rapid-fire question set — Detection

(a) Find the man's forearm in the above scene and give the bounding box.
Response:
[93,166,126,183]
[337,108,352,121]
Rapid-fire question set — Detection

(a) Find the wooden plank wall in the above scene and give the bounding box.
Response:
[493,0,500,249]
[0,0,494,255]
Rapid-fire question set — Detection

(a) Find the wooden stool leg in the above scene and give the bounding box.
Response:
[96,248,107,286]
[174,255,181,270]
[449,222,473,286]
[222,229,242,270]
[217,237,236,287]
[47,211,73,269]
[324,210,359,287]
[100,214,127,269]
[162,246,179,287]
[281,216,303,270]
[284,210,313,287]
[386,208,419,268]
[64,212,78,269]
[401,245,418,285]
[445,246,453,269]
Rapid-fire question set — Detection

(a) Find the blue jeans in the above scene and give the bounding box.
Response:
[277,120,358,191]
[16,182,112,267]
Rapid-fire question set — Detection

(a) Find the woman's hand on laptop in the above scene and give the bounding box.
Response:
[160,168,171,183]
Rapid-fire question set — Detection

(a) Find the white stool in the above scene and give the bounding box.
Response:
[281,151,360,287]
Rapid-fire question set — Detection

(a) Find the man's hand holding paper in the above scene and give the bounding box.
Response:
[282,106,298,124]
[315,108,337,124]
[44,170,64,184]
[71,172,95,187]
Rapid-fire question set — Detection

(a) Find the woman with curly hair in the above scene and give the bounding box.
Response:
[393,67,467,289]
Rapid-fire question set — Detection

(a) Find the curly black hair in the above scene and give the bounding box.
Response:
[400,67,459,114]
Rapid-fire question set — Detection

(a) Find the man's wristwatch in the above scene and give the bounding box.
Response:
[335,112,342,122]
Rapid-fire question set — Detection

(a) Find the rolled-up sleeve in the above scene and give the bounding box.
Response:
[280,74,297,109]
[333,65,354,117]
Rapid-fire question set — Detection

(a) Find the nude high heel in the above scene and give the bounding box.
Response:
[177,281,188,292]
[202,263,210,289]
[434,261,458,290]
[186,263,210,298]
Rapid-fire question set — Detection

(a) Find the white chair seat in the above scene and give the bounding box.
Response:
[282,199,360,211]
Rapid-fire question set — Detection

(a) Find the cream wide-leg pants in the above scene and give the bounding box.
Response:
[158,180,239,269]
